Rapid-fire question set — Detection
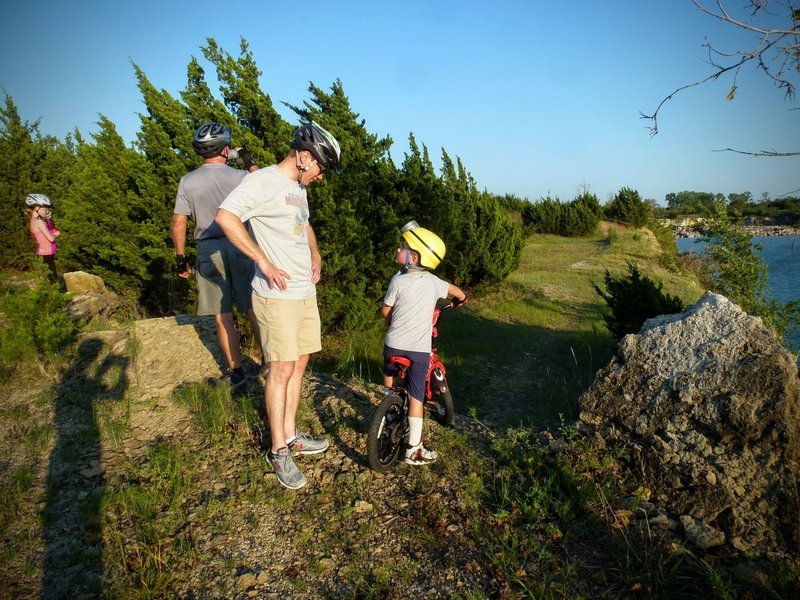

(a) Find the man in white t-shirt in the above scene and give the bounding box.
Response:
[215,121,341,490]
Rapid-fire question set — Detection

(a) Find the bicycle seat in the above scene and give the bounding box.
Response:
[388,355,412,368]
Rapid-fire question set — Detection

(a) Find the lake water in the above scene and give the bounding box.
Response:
[677,236,800,351]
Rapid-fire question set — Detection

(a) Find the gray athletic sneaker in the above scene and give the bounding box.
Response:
[287,431,329,455]
[267,447,307,489]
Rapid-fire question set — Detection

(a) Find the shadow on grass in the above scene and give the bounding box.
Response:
[43,336,129,598]
[443,305,616,430]
[315,302,617,433]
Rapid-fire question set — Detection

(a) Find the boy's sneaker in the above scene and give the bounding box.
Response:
[404,444,438,465]
[267,447,307,489]
[287,432,329,455]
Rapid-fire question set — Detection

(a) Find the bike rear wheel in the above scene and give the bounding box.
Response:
[428,367,454,426]
[367,393,408,472]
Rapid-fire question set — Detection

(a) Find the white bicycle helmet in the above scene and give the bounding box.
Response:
[25,193,52,208]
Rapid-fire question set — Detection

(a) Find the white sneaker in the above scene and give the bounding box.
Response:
[404,444,438,465]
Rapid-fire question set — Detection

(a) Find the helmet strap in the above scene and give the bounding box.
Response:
[402,248,425,271]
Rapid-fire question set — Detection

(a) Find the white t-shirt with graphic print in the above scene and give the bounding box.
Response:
[219,165,315,300]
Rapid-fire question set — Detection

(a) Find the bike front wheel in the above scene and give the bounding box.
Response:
[367,393,408,472]
[428,367,454,427]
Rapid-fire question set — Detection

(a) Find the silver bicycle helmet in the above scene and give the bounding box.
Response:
[290,121,342,171]
[192,122,232,157]
[25,193,52,208]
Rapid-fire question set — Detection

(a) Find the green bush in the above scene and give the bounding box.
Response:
[594,263,685,338]
[522,192,602,237]
[604,187,652,228]
[0,279,76,378]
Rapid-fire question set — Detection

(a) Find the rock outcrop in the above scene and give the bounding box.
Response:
[129,315,231,400]
[579,292,800,557]
[63,271,121,321]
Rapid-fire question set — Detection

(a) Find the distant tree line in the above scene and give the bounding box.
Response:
[0,38,522,334]
[507,186,800,238]
[659,191,800,224]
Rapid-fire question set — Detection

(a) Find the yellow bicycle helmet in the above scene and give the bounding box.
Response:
[401,220,446,269]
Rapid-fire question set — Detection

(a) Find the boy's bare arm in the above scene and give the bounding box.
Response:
[381,304,393,321]
[447,283,466,302]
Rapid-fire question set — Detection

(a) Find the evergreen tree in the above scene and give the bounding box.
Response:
[133,63,196,200]
[0,96,41,269]
[522,196,561,235]
[605,187,652,228]
[58,117,170,309]
[3,37,525,333]
[201,38,293,166]
[595,263,684,338]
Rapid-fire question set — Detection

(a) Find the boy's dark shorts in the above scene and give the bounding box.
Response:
[383,345,429,402]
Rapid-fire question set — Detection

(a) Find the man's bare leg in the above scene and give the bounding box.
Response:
[283,354,309,441]
[266,360,295,452]
[215,312,241,369]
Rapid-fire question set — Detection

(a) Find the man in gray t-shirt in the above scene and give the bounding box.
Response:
[172,122,260,389]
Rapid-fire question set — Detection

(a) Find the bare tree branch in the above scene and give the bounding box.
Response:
[642,0,799,151]
[713,147,800,156]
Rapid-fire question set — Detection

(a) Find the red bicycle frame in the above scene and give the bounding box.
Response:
[387,306,446,402]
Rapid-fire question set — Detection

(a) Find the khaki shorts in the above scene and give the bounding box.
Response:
[252,295,321,362]
[195,238,254,316]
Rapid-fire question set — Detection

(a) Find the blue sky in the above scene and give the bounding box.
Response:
[2,1,797,205]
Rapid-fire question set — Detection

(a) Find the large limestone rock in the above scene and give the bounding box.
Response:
[62,271,120,321]
[129,315,226,400]
[579,292,800,556]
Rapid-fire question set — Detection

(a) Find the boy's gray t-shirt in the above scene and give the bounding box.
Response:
[383,270,449,353]
[174,163,247,240]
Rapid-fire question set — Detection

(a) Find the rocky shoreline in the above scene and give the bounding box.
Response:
[673,224,800,239]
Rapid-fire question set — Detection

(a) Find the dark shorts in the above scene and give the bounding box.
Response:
[195,237,254,315]
[383,345,430,402]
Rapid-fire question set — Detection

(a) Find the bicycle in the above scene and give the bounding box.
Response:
[367,299,465,472]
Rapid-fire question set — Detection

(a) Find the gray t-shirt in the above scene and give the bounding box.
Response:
[174,163,247,240]
[383,270,449,353]
[219,165,315,300]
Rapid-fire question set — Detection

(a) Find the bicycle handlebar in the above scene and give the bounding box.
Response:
[447,296,468,310]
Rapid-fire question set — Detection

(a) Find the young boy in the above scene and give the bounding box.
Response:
[381,220,466,465]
